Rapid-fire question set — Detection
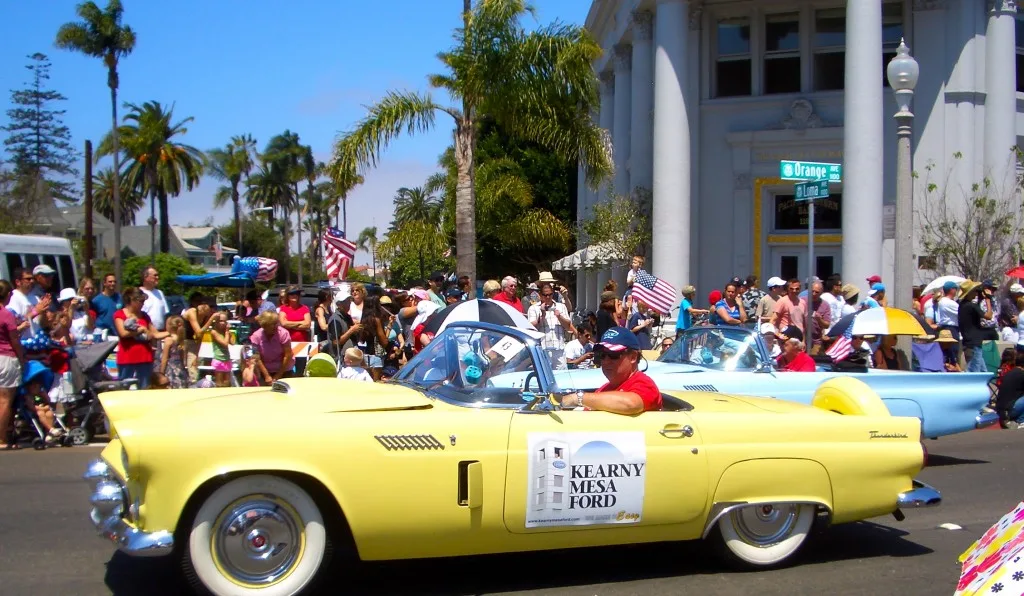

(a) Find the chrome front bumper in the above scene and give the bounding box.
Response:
[897,479,942,508]
[84,458,174,557]
[976,409,1000,429]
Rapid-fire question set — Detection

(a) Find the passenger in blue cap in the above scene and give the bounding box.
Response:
[559,326,662,414]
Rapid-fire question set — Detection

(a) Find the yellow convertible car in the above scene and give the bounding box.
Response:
[84,322,940,596]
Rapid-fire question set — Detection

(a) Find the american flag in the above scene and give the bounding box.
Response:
[631,269,677,315]
[825,325,855,362]
[323,226,357,280]
[237,256,278,282]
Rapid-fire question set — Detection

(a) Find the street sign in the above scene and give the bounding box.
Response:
[794,179,830,201]
[780,160,842,182]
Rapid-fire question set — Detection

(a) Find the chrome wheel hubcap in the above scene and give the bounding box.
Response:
[731,504,799,547]
[214,498,301,585]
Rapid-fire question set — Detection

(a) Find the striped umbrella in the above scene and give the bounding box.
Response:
[827,307,928,338]
[423,299,535,335]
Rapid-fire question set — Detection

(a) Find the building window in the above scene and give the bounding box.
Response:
[881,2,904,87]
[764,13,800,94]
[813,8,845,91]
[1017,17,1024,93]
[716,18,752,97]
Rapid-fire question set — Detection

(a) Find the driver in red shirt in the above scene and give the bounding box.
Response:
[560,326,662,414]
[777,338,817,372]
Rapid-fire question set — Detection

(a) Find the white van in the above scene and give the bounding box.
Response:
[0,234,79,290]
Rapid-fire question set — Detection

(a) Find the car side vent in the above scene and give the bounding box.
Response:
[375,434,446,451]
[683,384,718,392]
[271,381,291,394]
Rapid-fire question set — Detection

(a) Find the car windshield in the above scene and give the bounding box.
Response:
[392,325,541,407]
[658,327,765,371]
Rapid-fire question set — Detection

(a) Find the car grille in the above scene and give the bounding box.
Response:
[374,434,446,451]
[683,384,719,392]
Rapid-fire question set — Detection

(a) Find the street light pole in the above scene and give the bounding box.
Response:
[887,40,919,349]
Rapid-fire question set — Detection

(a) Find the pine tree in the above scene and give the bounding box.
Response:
[3,53,80,203]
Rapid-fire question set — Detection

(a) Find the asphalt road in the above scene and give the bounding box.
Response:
[1,429,1020,596]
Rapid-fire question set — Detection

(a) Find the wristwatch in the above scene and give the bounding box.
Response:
[575,390,585,408]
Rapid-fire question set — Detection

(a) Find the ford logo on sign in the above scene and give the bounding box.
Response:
[552,460,566,469]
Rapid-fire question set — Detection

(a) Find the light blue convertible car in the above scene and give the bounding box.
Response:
[500,326,997,438]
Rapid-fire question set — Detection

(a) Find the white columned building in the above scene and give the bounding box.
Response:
[564,0,1024,314]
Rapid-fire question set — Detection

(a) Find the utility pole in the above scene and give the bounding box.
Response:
[83,140,94,279]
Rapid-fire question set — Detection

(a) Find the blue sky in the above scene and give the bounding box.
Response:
[1,0,590,263]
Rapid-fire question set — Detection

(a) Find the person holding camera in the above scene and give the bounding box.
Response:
[528,283,576,370]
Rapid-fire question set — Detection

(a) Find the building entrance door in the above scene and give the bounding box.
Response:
[768,246,841,283]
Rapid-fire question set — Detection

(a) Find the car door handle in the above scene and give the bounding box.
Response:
[659,425,693,438]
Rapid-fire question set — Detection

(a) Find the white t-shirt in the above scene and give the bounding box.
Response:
[821,292,845,330]
[338,365,373,382]
[141,287,169,331]
[69,309,91,342]
[7,289,36,340]
[935,297,959,327]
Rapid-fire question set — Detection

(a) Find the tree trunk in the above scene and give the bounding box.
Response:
[454,119,476,284]
[371,245,376,282]
[84,140,93,279]
[295,183,303,286]
[281,205,291,283]
[148,168,158,263]
[232,180,241,256]
[108,70,122,283]
[159,188,170,255]
[342,197,348,238]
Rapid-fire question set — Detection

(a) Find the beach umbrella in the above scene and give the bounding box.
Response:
[827,307,928,338]
[922,275,966,294]
[423,299,535,335]
[955,501,1024,595]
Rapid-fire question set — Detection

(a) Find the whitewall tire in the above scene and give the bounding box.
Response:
[183,475,328,596]
[711,503,815,569]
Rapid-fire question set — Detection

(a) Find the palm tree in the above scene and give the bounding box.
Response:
[97,101,204,257]
[356,226,379,282]
[332,0,610,284]
[207,135,255,253]
[55,0,136,283]
[264,131,306,283]
[93,166,144,225]
[245,160,293,280]
[393,186,442,226]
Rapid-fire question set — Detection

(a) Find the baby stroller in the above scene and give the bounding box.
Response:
[12,360,74,450]
[62,341,139,446]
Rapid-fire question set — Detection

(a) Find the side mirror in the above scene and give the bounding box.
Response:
[754,361,774,374]
[519,391,561,414]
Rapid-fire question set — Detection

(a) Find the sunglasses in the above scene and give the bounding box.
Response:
[602,351,626,361]
[661,343,672,348]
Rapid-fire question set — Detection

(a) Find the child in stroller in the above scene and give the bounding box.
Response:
[13,359,73,449]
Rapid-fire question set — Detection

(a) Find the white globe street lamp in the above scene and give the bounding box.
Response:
[886,39,919,323]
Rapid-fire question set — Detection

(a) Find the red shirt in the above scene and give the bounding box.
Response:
[278,304,311,342]
[490,293,524,313]
[114,309,154,365]
[597,371,663,411]
[779,351,817,372]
